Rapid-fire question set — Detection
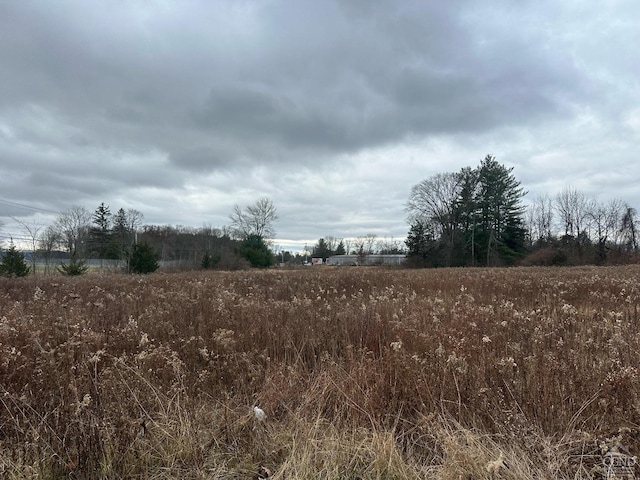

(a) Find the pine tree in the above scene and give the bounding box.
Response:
[454,166,480,266]
[201,252,213,269]
[112,208,130,260]
[201,252,220,269]
[89,203,116,259]
[474,155,527,266]
[0,242,31,277]
[237,234,274,268]
[129,242,160,274]
[312,238,334,260]
[404,222,435,267]
[57,254,89,276]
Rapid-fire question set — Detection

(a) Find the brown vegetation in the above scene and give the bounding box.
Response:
[1,266,640,478]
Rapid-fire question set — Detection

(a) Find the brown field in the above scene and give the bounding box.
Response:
[1,266,640,479]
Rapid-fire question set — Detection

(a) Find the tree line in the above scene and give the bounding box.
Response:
[404,155,638,267]
[0,197,281,276]
[307,235,405,263]
[523,188,638,265]
[2,156,639,275]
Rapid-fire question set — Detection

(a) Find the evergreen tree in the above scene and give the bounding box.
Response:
[454,166,480,266]
[312,238,334,260]
[237,234,274,268]
[201,252,213,269]
[129,242,160,274]
[112,208,130,260]
[89,203,115,259]
[404,222,434,268]
[0,242,31,277]
[201,251,220,269]
[57,254,89,276]
[474,155,527,266]
[335,240,346,255]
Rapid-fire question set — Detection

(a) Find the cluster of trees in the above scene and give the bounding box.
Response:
[523,189,638,265]
[405,155,639,268]
[308,235,405,263]
[228,197,279,268]
[39,204,155,274]
[310,237,347,261]
[9,204,148,274]
[0,197,281,275]
[405,155,527,267]
[143,196,281,269]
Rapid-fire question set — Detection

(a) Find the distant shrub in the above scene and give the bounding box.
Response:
[519,246,568,266]
[0,243,30,277]
[57,254,89,276]
[201,251,221,269]
[129,241,160,274]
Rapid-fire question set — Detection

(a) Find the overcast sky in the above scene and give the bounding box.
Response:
[1,1,639,251]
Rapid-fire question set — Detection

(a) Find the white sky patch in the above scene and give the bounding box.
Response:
[624,108,640,134]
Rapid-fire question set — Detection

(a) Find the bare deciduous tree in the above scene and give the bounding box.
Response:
[621,205,638,254]
[12,217,44,274]
[229,197,278,239]
[589,199,623,243]
[406,171,468,266]
[343,238,353,255]
[530,194,554,244]
[588,198,624,262]
[406,172,461,238]
[54,205,92,256]
[324,236,340,253]
[377,237,405,254]
[364,233,378,254]
[126,209,144,237]
[555,187,593,239]
[38,225,61,274]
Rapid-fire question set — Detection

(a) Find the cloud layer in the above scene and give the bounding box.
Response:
[1,0,639,249]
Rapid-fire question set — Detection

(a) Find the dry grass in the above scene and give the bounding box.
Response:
[1,266,640,478]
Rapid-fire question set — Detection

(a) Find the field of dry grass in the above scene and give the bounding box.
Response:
[1,265,640,479]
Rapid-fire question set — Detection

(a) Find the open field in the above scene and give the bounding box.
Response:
[1,266,640,479]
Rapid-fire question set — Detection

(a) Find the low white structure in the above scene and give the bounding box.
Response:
[325,254,406,266]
